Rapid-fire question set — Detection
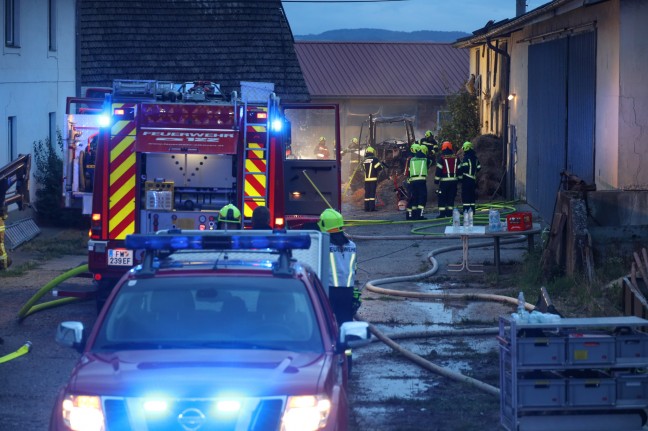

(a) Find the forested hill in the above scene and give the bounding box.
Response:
[294,28,469,43]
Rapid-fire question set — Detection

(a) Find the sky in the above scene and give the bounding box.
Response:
[282,0,549,35]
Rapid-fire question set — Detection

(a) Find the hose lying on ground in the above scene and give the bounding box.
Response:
[350,230,535,397]
[17,264,89,322]
[0,341,32,364]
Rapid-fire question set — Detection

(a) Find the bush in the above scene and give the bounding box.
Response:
[437,88,480,147]
[33,131,87,228]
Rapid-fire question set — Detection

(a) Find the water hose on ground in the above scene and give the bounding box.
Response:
[17,264,89,322]
[0,341,32,364]
[350,231,535,397]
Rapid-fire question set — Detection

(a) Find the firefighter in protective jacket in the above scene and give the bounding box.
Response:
[406,143,429,220]
[318,209,358,326]
[362,146,386,212]
[434,141,459,218]
[458,141,481,214]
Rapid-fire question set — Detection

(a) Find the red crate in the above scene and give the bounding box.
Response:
[507,212,532,231]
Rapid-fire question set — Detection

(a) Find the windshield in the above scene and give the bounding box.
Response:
[93,276,323,353]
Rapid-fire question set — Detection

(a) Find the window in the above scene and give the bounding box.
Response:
[4,0,19,48]
[8,116,17,161]
[48,0,56,51]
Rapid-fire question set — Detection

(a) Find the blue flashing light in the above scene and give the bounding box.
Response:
[125,233,311,252]
[271,118,283,132]
[98,114,111,128]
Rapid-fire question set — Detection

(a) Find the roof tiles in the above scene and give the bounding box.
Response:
[78,0,309,101]
[294,42,469,98]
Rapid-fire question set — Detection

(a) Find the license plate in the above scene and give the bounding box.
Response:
[108,249,133,266]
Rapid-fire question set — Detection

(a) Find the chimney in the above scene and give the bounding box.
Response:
[516,0,527,17]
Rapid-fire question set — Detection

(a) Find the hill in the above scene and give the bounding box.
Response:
[295,28,469,43]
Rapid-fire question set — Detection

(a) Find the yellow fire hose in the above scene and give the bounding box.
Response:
[0,341,32,364]
[17,264,89,321]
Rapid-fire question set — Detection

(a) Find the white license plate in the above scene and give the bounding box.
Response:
[107,249,134,266]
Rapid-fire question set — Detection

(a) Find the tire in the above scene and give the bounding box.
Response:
[95,278,117,313]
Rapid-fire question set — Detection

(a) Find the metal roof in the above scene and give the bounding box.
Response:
[77,1,309,102]
[294,42,468,98]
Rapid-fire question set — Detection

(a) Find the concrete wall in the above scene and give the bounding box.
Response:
[0,0,76,202]
[618,0,648,190]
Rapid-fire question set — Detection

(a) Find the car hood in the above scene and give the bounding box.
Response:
[68,349,331,397]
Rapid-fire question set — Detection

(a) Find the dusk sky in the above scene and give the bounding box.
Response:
[282,0,549,35]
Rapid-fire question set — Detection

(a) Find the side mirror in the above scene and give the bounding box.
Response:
[56,321,85,351]
[339,321,371,349]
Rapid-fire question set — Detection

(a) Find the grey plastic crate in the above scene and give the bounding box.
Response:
[617,374,648,404]
[568,377,616,406]
[567,333,615,365]
[517,377,566,407]
[517,337,565,367]
[617,333,648,364]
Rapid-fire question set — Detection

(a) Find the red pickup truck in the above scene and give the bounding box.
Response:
[49,231,369,431]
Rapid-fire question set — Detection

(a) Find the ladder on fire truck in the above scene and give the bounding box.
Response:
[240,94,279,227]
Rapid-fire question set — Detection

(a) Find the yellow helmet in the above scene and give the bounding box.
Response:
[425,130,433,138]
[218,204,241,224]
[319,136,326,142]
[365,146,375,155]
[318,208,344,232]
[419,145,428,156]
[462,141,473,151]
[352,138,358,144]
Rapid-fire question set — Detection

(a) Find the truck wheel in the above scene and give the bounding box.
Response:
[96,278,117,313]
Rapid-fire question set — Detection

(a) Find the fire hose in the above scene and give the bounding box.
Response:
[348,225,535,397]
[17,264,89,321]
[0,341,32,364]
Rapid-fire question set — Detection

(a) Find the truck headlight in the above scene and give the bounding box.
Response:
[62,394,105,431]
[282,395,331,431]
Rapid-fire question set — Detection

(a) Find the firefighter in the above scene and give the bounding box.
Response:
[318,208,358,326]
[0,215,11,270]
[434,141,459,218]
[406,143,429,220]
[251,205,272,230]
[362,146,386,212]
[314,136,330,160]
[420,130,439,165]
[217,204,242,230]
[458,141,481,214]
[79,134,98,193]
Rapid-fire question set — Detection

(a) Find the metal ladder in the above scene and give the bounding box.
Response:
[5,218,41,250]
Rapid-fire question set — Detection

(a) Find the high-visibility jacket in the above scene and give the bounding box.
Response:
[328,240,357,288]
[363,156,384,181]
[408,156,428,182]
[434,152,459,183]
[458,149,481,180]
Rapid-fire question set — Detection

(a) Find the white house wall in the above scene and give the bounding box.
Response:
[0,0,76,201]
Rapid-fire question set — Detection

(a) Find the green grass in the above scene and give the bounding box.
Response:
[0,261,39,278]
[19,229,88,259]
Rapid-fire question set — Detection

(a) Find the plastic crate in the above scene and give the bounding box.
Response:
[617,374,648,404]
[568,375,616,406]
[518,376,566,408]
[567,333,615,365]
[506,212,532,231]
[616,333,648,364]
[517,337,565,367]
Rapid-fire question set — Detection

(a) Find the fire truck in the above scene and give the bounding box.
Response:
[63,80,341,307]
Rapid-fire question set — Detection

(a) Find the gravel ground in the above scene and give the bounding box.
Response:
[0,198,538,431]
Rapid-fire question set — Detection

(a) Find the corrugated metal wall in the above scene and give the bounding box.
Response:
[527,38,568,223]
[527,32,596,223]
[567,31,596,183]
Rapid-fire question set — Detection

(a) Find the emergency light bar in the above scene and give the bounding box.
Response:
[125,232,311,252]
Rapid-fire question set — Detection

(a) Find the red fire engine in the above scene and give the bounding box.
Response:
[63,80,341,307]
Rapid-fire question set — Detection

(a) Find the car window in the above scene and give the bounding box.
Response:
[93,276,323,353]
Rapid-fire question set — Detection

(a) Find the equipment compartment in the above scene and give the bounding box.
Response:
[517,336,565,367]
[567,332,615,365]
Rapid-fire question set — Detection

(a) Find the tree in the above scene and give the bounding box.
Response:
[437,88,479,148]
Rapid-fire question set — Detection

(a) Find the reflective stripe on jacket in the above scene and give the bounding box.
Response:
[408,157,427,181]
[328,240,357,288]
[459,151,481,180]
[434,154,458,182]
[363,157,383,181]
